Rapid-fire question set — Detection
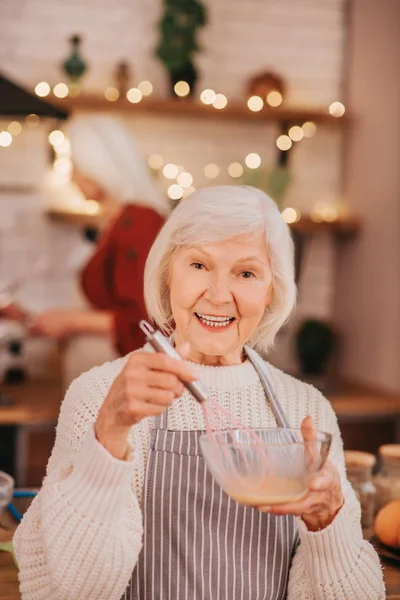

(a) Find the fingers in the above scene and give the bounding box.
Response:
[257,461,341,517]
[131,384,177,407]
[128,398,174,419]
[258,493,315,516]
[110,347,198,426]
[133,351,197,383]
[301,415,317,441]
[308,470,333,492]
[145,370,185,397]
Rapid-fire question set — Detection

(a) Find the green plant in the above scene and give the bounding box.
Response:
[295,319,336,376]
[155,0,207,94]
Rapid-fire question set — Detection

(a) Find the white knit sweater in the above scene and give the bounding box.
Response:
[13,354,385,600]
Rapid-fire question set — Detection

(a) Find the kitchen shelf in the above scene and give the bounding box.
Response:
[290,216,360,236]
[45,207,359,236]
[46,208,101,228]
[52,94,348,124]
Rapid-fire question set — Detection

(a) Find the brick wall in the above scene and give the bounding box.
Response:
[0,0,347,376]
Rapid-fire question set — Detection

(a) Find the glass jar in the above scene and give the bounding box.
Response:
[344,450,376,529]
[373,444,400,511]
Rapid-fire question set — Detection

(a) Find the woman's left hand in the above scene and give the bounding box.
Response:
[257,417,344,532]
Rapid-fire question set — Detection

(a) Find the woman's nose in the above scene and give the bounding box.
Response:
[204,274,233,304]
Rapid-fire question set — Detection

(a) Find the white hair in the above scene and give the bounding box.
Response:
[144,185,297,353]
[67,114,170,217]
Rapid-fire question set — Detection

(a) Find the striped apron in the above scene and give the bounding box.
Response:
[123,347,299,599]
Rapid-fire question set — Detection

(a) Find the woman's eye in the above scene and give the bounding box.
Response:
[191,262,205,270]
[241,271,255,279]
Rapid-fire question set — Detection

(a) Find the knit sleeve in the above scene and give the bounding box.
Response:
[13,371,145,600]
[287,392,385,600]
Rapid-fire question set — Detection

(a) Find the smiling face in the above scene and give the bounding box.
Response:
[169,233,273,365]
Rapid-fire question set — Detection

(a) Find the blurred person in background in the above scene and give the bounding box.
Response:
[0,115,169,384]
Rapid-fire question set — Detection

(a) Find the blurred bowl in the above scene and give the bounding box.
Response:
[199,427,331,506]
[0,471,14,511]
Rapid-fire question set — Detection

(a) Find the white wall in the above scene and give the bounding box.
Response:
[334,0,400,393]
[0,0,347,374]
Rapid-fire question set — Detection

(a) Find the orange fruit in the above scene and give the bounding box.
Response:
[375,501,400,548]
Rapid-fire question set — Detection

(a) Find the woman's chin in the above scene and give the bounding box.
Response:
[189,332,238,360]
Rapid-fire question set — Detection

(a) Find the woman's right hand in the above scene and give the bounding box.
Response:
[94,344,196,459]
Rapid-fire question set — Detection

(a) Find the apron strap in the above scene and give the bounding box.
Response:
[154,335,175,430]
[244,345,291,429]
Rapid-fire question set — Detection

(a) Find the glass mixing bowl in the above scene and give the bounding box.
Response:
[0,471,14,512]
[199,427,332,506]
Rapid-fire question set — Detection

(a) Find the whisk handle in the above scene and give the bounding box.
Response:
[139,320,209,404]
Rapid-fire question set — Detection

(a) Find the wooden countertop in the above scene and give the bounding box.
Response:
[0,376,399,429]
[0,380,63,426]
[328,381,400,419]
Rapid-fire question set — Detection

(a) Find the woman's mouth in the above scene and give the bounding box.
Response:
[195,313,235,329]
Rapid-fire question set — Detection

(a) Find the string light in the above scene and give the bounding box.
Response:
[288,126,304,142]
[174,81,190,97]
[104,87,120,101]
[56,139,70,155]
[138,81,153,96]
[200,89,216,105]
[302,121,317,138]
[311,201,339,223]
[177,172,193,187]
[53,157,71,175]
[329,101,345,117]
[0,132,12,147]
[245,153,261,169]
[148,154,164,170]
[213,93,228,109]
[163,164,179,179]
[281,207,301,224]
[276,135,292,151]
[168,184,184,200]
[228,162,244,178]
[35,82,50,97]
[323,207,338,222]
[48,130,65,147]
[127,88,143,103]
[204,163,220,179]
[247,96,264,112]
[25,114,40,127]
[310,211,323,223]
[266,91,283,107]
[7,121,22,136]
[53,83,69,98]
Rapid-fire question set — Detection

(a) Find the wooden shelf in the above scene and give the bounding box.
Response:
[290,216,360,236]
[46,207,359,236]
[52,94,348,124]
[46,208,101,228]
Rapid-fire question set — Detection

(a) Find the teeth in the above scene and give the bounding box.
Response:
[197,314,233,322]
[196,313,234,327]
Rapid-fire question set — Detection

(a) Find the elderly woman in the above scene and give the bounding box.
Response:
[14,186,384,599]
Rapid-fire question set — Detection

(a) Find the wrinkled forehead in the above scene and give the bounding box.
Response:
[172,233,270,266]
